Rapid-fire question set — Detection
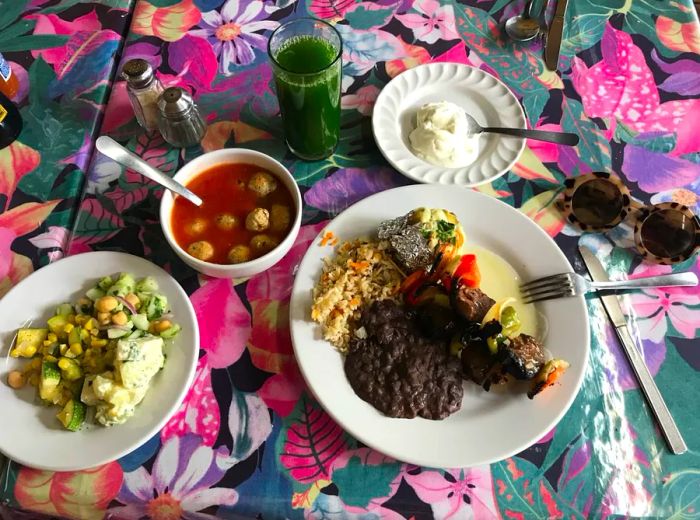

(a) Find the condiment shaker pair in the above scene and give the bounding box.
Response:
[122,59,206,148]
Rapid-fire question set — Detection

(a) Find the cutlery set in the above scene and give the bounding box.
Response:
[506,0,569,71]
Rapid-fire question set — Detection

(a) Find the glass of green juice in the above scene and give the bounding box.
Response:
[268,18,342,161]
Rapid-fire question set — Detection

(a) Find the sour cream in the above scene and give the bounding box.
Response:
[408,101,480,168]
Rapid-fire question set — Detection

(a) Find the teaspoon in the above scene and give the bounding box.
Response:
[96,136,203,207]
[505,0,540,42]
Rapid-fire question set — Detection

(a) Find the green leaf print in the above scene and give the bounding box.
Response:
[560,97,611,171]
[0,35,69,52]
[332,455,402,508]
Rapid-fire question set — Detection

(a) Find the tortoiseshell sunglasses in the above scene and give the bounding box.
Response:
[559,172,699,265]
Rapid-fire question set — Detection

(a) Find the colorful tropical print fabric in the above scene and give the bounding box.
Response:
[1,0,700,518]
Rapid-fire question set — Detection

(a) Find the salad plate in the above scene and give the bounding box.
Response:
[0,252,199,471]
[372,62,526,186]
[290,185,589,468]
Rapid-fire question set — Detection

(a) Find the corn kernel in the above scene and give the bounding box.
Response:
[70,343,83,355]
[58,358,70,370]
[91,338,107,348]
[47,333,57,342]
[84,319,94,331]
[80,329,89,341]
[30,358,41,370]
[43,340,52,347]
[29,374,39,386]
[45,355,57,363]
[90,329,99,336]
[25,346,37,357]
[63,323,74,333]
[10,350,19,358]
[59,344,68,356]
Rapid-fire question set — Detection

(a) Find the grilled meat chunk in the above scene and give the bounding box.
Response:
[454,286,495,323]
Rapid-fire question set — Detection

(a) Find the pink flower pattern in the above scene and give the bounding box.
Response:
[395,0,459,45]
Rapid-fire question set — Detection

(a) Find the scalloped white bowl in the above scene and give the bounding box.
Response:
[372,63,526,186]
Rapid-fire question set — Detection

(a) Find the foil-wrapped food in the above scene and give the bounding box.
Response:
[378,213,433,272]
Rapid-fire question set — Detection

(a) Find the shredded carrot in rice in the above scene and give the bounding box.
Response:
[320,231,336,246]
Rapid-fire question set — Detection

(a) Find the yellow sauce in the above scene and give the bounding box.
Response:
[462,245,538,337]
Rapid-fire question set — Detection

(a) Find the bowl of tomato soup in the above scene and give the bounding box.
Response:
[160,148,301,278]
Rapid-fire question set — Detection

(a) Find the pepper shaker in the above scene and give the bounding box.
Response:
[157,87,207,148]
[122,59,163,132]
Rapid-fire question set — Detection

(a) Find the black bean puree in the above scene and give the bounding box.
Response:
[344,300,463,420]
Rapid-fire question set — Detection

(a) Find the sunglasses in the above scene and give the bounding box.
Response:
[559,172,699,265]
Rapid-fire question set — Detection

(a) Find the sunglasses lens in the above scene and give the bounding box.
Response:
[571,179,623,227]
[640,209,698,258]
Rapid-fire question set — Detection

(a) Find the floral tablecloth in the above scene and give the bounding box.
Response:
[2,0,700,518]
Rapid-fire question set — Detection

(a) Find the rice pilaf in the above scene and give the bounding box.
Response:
[311,239,403,352]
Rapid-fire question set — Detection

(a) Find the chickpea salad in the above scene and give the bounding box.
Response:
[7,273,181,431]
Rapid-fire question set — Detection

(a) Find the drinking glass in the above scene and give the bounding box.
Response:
[268,18,342,161]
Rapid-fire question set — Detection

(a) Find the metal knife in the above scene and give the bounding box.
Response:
[544,0,568,71]
[579,246,687,454]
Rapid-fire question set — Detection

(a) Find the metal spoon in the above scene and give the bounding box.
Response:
[505,0,540,42]
[463,112,579,146]
[96,136,203,206]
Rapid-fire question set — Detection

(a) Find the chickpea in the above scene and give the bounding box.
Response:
[95,295,118,313]
[228,245,251,264]
[250,234,279,254]
[111,311,128,326]
[7,371,25,389]
[153,320,172,333]
[248,171,278,197]
[245,208,270,232]
[125,293,140,308]
[215,213,239,231]
[97,312,111,324]
[270,204,291,232]
[185,217,208,236]
[187,240,215,261]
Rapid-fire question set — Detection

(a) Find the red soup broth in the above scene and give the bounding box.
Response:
[171,163,295,264]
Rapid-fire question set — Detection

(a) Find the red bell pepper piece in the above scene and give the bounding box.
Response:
[453,254,480,288]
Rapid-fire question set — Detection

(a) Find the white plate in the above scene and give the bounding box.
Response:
[0,252,199,471]
[290,185,589,468]
[372,63,526,186]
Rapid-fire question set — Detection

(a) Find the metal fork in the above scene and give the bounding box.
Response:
[520,271,699,304]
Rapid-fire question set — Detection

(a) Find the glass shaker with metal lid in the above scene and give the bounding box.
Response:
[122,58,163,131]
[157,87,207,148]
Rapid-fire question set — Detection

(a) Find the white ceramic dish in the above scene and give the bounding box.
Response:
[160,148,302,278]
[0,252,199,471]
[290,185,589,468]
[372,63,527,186]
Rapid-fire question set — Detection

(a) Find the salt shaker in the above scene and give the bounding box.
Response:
[157,87,207,148]
[122,59,163,131]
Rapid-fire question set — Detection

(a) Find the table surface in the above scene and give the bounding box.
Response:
[1,0,700,519]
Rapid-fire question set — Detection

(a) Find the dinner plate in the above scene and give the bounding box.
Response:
[290,185,589,468]
[372,63,527,186]
[0,252,199,471]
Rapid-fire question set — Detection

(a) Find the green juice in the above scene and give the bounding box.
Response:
[273,36,341,160]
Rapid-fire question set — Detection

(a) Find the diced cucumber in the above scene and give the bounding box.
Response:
[39,361,61,401]
[160,323,181,339]
[107,273,135,297]
[132,313,149,331]
[80,376,99,406]
[47,315,69,335]
[144,294,168,319]
[85,287,105,301]
[56,399,86,431]
[107,327,130,339]
[135,276,159,293]
[68,326,82,346]
[55,303,73,316]
[97,276,113,291]
[58,358,82,381]
[127,329,143,340]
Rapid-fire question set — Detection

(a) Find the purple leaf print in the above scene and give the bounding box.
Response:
[123,42,163,70]
[304,167,409,214]
[659,72,700,96]
[277,396,348,483]
[651,48,700,77]
[168,34,218,90]
[621,145,700,193]
[600,23,621,74]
